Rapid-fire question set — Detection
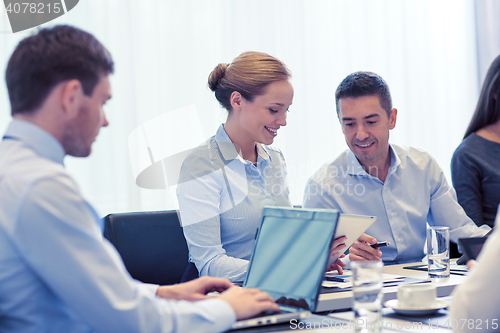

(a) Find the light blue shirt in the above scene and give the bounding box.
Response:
[303,144,490,263]
[177,124,291,282]
[0,120,235,333]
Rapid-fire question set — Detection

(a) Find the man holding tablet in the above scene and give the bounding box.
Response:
[303,71,490,263]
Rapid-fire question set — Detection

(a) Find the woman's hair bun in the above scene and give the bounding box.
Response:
[208,63,229,91]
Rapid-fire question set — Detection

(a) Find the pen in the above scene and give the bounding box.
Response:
[326,277,346,282]
[371,241,390,248]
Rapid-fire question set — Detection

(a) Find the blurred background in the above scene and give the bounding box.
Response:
[1,0,499,215]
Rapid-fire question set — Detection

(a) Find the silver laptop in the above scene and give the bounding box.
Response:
[231,206,339,330]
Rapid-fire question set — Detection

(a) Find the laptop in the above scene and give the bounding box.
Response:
[457,236,488,264]
[456,228,494,264]
[231,206,340,330]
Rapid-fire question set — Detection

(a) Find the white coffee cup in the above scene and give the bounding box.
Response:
[397,284,437,309]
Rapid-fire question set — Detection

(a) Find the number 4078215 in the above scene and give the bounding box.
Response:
[5,2,61,14]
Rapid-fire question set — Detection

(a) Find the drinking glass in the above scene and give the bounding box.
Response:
[351,261,383,333]
[427,226,450,281]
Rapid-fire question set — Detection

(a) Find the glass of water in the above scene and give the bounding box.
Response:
[427,226,450,282]
[351,261,383,333]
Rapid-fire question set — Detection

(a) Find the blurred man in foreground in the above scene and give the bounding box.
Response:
[0,25,278,332]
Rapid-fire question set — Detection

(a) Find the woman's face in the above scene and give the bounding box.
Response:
[237,79,294,146]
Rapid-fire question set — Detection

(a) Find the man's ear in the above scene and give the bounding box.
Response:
[389,108,397,130]
[337,111,346,134]
[61,79,83,118]
[230,91,244,111]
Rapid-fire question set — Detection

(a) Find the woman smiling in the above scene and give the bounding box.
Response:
[176,51,294,282]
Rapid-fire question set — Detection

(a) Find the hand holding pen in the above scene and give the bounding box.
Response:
[371,241,390,248]
[348,233,385,262]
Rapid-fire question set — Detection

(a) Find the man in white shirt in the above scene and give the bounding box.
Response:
[303,71,489,263]
[0,25,278,332]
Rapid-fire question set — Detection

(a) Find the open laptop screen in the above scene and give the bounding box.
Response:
[244,207,339,311]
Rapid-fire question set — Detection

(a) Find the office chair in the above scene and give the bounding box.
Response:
[103,210,189,285]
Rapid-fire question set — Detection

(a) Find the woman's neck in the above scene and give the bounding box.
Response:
[476,120,500,144]
[223,123,257,163]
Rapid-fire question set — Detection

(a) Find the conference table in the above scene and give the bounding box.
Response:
[317,260,465,312]
[229,259,465,332]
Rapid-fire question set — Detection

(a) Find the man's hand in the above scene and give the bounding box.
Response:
[219,286,280,320]
[349,233,383,261]
[330,236,347,257]
[327,255,347,274]
[156,276,232,301]
[327,236,347,274]
[156,277,280,320]
[466,259,477,271]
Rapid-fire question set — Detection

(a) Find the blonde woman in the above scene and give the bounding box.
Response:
[177,51,345,282]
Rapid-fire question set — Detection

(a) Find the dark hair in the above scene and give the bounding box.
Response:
[6,25,114,115]
[464,55,500,138]
[208,51,291,111]
[335,71,392,117]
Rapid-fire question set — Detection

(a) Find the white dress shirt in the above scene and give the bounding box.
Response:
[0,120,235,333]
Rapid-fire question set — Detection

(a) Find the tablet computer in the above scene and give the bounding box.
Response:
[327,214,377,268]
[458,237,488,262]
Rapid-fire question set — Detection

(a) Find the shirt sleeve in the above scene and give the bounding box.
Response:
[12,174,235,333]
[426,156,490,243]
[177,150,249,282]
[451,147,485,226]
[450,225,500,333]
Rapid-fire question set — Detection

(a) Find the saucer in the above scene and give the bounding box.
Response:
[384,299,448,316]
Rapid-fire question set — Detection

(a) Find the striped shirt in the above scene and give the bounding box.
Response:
[177,124,291,282]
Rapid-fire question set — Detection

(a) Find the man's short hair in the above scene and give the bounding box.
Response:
[6,25,114,115]
[335,71,393,117]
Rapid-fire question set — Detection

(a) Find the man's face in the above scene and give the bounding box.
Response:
[64,75,111,157]
[338,95,396,169]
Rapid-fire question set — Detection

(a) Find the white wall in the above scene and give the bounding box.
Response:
[0,0,482,215]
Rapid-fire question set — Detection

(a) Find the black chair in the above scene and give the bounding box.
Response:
[103,210,189,285]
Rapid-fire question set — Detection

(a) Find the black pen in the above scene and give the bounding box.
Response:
[371,241,390,248]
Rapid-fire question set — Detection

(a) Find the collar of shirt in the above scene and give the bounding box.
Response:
[345,144,401,180]
[3,120,65,165]
[215,124,272,166]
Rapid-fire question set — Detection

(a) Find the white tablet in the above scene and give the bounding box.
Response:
[327,214,377,268]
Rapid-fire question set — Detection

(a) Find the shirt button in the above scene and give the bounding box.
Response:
[390,212,394,216]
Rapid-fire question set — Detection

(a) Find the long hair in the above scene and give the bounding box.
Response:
[464,54,500,138]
